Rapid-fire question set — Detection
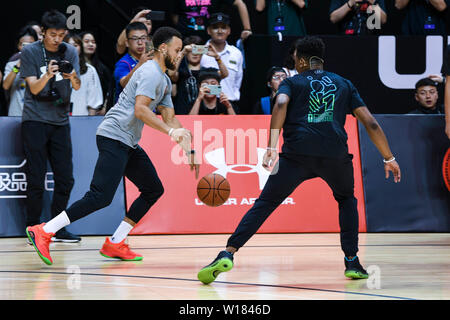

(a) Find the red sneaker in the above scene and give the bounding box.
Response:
[26,223,54,265]
[99,238,143,261]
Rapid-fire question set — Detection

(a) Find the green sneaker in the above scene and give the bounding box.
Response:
[198,251,234,284]
[344,256,369,279]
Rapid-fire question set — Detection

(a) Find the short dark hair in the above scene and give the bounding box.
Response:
[17,25,38,42]
[415,78,438,91]
[266,66,286,83]
[295,36,325,61]
[41,9,67,30]
[183,35,203,47]
[126,22,148,38]
[198,68,221,84]
[152,26,182,50]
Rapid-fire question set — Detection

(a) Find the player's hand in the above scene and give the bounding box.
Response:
[170,128,191,143]
[187,152,200,179]
[384,160,401,183]
[262,148,278,171]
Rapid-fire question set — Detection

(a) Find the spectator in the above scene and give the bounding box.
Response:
[116,7,152,56]
[66,33,104,116]
[20,9,81,242]
[189,68,236,115]
[395,0,449,35]
[255,0,308,36]
[329,0,387,35]
[253,67,287,114]
[169,0,253,41]
[80,31,113,111]
[408,78,443,114]
[25,21,44,41]
[200,13,243,113]
[171,35,229,114]
[113,22,153,104]
[3,26,38,116]
[283,39,300,77]
[442,43,450,138]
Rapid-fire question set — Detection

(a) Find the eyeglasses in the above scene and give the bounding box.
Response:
[128,36,148,42]
[272,75,287,80]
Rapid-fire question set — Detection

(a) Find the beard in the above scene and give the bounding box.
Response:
[164,53,177,71]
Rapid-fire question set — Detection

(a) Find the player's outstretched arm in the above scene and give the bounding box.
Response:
[263,93,289,170]
[354,106,401,183]
[158,104,200,179]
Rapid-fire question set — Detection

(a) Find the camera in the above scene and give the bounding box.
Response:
[55,60,74,74]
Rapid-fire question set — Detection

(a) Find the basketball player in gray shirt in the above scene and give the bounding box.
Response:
[26,27,200,265]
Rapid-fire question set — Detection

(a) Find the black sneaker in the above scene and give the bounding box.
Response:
[52,228,81,243]
[197,250,234,284]
[344,256,368,279]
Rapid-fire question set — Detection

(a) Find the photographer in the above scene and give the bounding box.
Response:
[20,9,81,243]
[329,0,387,35]
[189,68,236,115]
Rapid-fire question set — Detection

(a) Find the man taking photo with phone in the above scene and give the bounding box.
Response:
[189,68,236,115]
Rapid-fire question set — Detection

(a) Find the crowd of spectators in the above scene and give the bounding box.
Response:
[2,1,450,118]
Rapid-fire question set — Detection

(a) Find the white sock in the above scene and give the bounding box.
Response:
[110,221,133,243]
[43,211,71,234]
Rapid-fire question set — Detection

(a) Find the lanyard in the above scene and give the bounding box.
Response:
[41,41,49,67]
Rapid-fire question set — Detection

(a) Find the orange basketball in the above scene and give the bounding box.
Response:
[197,173,230,207]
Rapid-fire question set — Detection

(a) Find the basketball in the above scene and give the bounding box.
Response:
[197,173,230,207]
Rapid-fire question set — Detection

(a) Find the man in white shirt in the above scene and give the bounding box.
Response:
[200,13,243,113]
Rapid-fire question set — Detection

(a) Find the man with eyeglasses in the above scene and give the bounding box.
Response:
[408,78,443,114]
[113,22,152,103]
[253,67,287,114]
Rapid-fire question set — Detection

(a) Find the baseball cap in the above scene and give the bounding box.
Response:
[207,13,230,27]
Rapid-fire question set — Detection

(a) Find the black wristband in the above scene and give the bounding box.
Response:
[347,1,353,8]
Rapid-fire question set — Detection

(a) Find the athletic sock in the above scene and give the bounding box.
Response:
[110,221,134,244]
[43,211,71,234]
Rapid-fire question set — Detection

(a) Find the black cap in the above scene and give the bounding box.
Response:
[207,13,230,27]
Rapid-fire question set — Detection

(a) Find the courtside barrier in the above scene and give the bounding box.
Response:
[359,115,450,232]
[0,117,126,236]
[128,115,366,235]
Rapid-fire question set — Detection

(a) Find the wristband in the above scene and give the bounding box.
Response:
[168,128,174,137]
[186,149,195,156]
[267,147,277,151]
[383,156,396,164]
[12,65,20,73]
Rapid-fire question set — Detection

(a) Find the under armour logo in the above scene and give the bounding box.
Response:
[205,148,271,190]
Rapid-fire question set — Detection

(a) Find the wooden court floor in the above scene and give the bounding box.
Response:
[1,233,450,300]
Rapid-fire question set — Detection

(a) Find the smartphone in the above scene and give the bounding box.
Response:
[205,84,222,96]
[146,11,166,21]
[191,44,209,55]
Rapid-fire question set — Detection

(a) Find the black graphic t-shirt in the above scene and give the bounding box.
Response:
[276,69,365,158]
[171,0,234,39]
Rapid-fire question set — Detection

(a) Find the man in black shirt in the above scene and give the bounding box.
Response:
[395,0,450,35]
[198,36,401,284]
[408,78,444,114]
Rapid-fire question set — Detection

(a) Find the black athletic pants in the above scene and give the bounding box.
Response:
[65,135,164,224]
[22,121,74,226]
[226,153,360,257]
